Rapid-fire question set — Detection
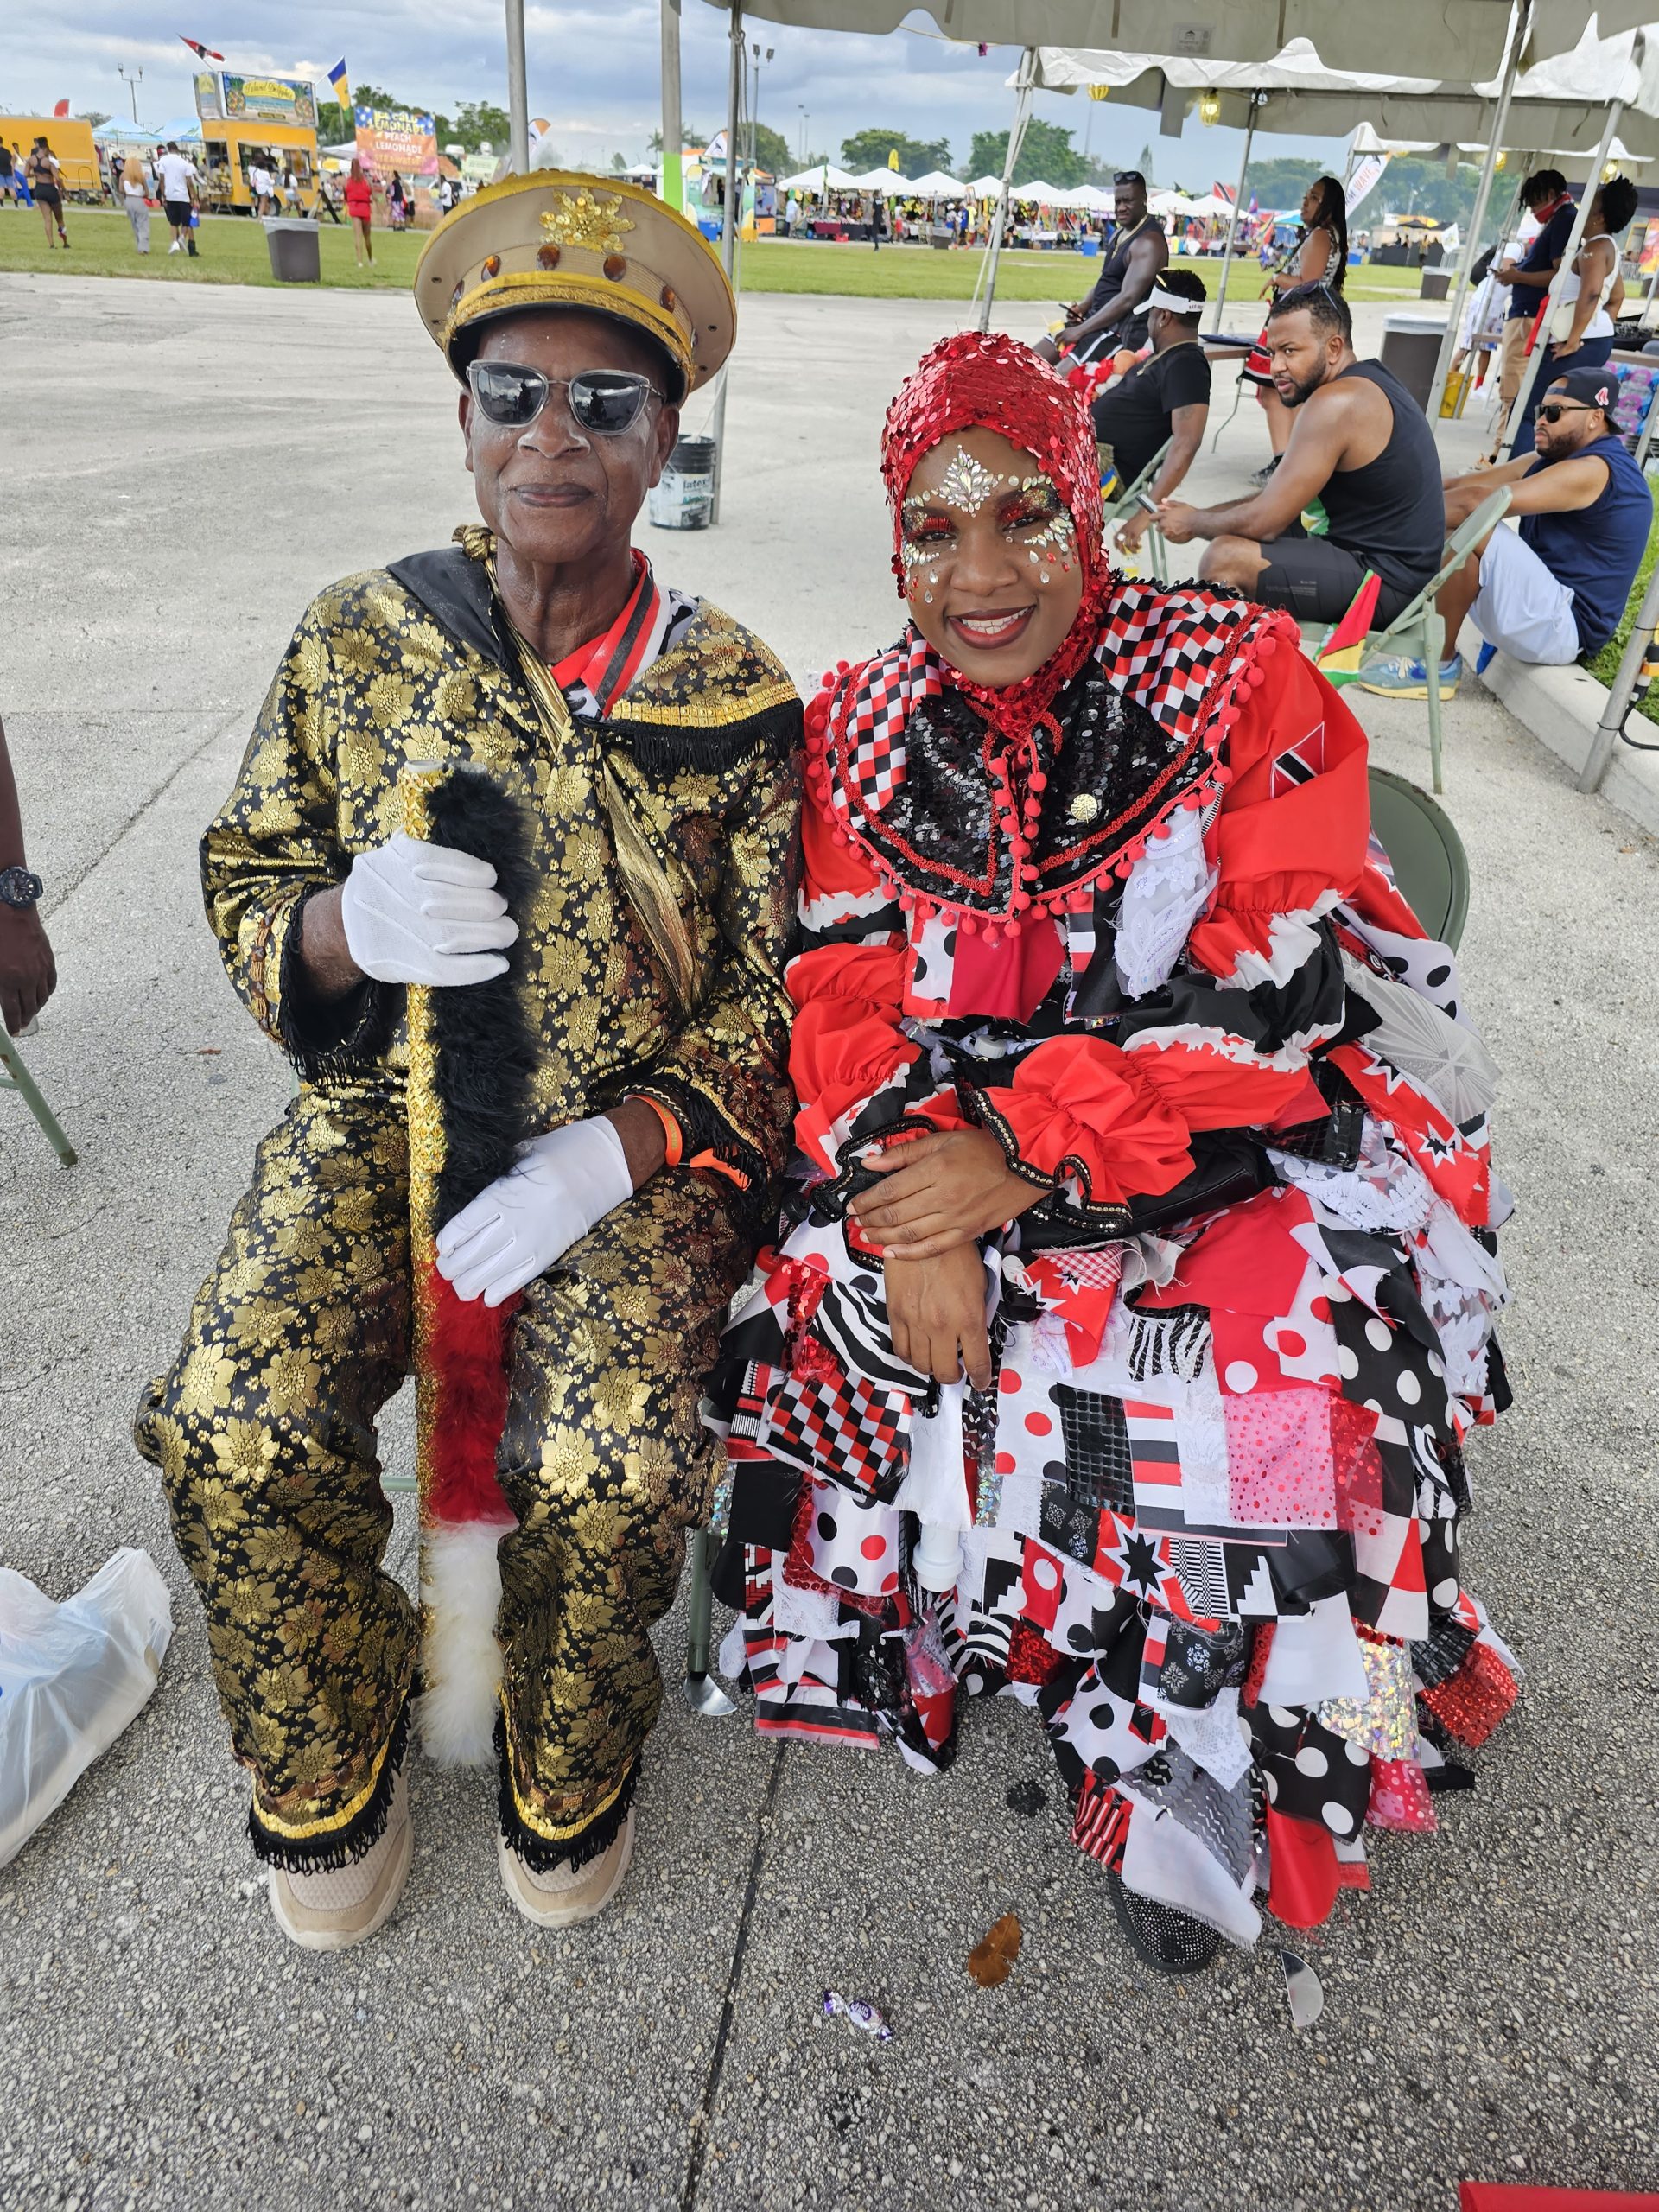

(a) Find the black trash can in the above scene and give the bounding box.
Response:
[264,218,321,284]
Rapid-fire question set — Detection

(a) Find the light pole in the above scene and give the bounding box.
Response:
[748,41,772,168]
[118,65,143,124]
[798,105,809,167]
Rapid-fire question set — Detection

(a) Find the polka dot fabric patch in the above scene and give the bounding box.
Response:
[1222,1386,1338,1530]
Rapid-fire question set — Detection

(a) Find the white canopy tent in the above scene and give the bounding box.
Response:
[1026,17,1659,419]
[701,0,1644,79]
[778,162,859,192]
[907,168,968,198]
[846,166,914,194]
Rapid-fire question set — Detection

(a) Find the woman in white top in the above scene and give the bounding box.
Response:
[1515,175,1637,454]
[119,155,152,254]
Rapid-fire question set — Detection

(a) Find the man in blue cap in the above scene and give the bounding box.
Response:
[1360,362,1651,696]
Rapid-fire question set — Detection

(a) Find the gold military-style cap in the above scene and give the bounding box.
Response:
[414,169,735,403]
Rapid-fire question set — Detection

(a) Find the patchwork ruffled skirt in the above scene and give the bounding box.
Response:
[704,1108,1520,1948]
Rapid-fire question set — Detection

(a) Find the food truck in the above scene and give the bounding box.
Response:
[192,69,320,212]
[0,115,99,198]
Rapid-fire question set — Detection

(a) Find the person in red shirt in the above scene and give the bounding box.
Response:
[343,156,373,266]
[708,331,1519,1975]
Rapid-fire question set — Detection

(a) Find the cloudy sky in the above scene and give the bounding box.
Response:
[7,2,1345,179]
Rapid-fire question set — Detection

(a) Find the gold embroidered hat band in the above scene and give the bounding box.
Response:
[414,170,736,401]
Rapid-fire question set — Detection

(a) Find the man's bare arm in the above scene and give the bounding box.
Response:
[1160,384,1357,543]
[1068,232,1167,344]
[1148,403,1208,503]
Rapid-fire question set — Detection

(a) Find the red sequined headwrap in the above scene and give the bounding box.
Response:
[879,331,1111,738]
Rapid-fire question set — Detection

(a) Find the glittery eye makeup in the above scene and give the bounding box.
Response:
[899,465,1077,598]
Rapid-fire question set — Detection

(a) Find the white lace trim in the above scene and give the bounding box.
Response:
[1114,799,1218,1000]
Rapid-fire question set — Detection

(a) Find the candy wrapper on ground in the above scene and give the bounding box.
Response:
[0,1549,173,1869]
[823,1990,893,2043]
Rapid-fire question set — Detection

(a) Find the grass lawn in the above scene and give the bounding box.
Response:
[0,205,423,290]
[0,205,1431,308]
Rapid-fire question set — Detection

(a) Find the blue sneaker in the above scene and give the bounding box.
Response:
[1356,651,1462,699]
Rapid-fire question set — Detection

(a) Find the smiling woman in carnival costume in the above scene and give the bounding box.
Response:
[707,332,1519,1971]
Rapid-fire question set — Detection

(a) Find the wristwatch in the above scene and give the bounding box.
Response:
[0,867,43,911]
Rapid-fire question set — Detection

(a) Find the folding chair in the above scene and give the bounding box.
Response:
[1311,487,1512,796]
[0,1029,77,1166]
[1098,435,1171,580]
[1367,766,1471,950]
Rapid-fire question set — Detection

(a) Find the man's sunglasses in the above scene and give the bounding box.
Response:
[1113,171,1146,188]
[465,361,660,435]
[1537,399,1593,424]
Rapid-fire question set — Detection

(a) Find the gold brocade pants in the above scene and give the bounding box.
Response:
[135,1086,750,1870]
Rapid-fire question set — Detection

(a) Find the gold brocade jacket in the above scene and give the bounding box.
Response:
[201,531,804,1195]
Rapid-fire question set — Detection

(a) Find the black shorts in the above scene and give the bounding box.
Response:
[1255,535,1413,628]
[164,200,192,228]
[34,184,61,212]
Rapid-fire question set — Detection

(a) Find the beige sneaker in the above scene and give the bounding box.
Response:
[267,1769,411,1951]
[497,1811,634,1928]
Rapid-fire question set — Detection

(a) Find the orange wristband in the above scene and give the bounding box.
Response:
[629,1093,683,1167]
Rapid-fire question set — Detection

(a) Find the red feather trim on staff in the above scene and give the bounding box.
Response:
[423,1261,519,1527]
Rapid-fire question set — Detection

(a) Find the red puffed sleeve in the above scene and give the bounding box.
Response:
[786,790,965,1173]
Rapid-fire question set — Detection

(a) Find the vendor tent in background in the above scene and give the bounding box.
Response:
[779,162,858,192]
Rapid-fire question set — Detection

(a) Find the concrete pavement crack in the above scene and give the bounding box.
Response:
[40,711,244,922]
[679,1740,785,2211]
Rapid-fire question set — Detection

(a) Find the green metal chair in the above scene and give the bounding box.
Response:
[0,1029,77,1166]
[1098,435,1172,581]
[1368,766,1470,950]
[1313,487,1512,797]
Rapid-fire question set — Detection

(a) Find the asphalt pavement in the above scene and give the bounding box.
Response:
[1,272,1656,2212]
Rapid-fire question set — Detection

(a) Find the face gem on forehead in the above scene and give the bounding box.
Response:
[934,449,1006,513]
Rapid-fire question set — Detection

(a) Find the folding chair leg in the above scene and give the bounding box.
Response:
[1423,608,1446,794]
[683,1524,734,1718]
[0,1031,78,1166]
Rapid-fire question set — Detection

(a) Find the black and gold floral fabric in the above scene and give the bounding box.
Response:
[137,532,802,1866]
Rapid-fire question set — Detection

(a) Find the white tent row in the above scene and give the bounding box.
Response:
[708,0,1651,84]
[777,162,860,193]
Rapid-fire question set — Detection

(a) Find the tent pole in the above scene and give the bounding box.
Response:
[505,0,531,173]
[976,47,1036,334]
[1497,76,1632,458]
[1210,99,1258,336]
[659,0,683,212]
[709,1,744,524]
[1426,0,1531,426]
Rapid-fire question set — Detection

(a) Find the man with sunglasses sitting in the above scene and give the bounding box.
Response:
[136,172,802,1948]
[1360,363,1651,696]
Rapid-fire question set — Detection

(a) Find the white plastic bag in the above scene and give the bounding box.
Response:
[0,1548,173,1869]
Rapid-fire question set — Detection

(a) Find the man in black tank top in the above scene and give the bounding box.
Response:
[1035,171,1168,368]
[1155,283,1445,628]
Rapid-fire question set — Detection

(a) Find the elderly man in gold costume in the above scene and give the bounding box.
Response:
[136,174,801,1948]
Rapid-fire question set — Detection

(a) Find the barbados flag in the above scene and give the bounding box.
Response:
[327,58,351,110]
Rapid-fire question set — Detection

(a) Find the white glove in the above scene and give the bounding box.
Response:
[338,832,518,987]
[435,1116,633,1307]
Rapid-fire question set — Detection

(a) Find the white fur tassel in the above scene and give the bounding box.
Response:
[416,1519,513,1766]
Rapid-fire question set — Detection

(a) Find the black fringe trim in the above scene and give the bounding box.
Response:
[276,883,402,1084]
[608,697,803,779]
[247,1693,410,1874]
[494,1709,640,1875]
[424,766,543,1222]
